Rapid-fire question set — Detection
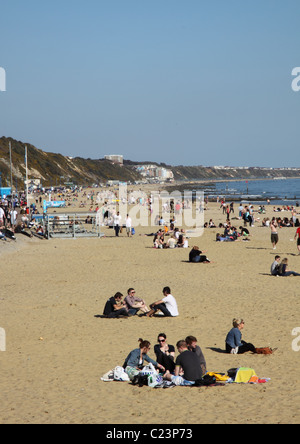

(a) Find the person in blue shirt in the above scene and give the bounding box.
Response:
[225,319,256,354]
[124,338,165,380]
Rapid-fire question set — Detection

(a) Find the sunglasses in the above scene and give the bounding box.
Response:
[158,339,166,343]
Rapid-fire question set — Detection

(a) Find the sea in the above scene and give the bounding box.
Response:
[188,178,300,206]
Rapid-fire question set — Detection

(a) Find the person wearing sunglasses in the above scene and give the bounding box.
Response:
[124,288,149,316]
[154,333,175,373]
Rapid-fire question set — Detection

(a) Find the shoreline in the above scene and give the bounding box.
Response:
[162,176,300,203]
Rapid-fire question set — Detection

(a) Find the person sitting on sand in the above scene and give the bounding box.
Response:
[123,338,165,381]
[166,235,177,249]
[225,318,256,354]
[154,333,175,373]
[189,246,211,263]
[177,229,188,248]
[103,292,129,318]
[185,335,207,375]
[271,256,281,276]
[278,258,300,277]
[146,287,179,318]
[153,230,164,249]
[239,226,250,237]
[163,340,204,386]
[124,288,150,315]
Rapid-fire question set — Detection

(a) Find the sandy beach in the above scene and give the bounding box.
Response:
[0,191,299,424]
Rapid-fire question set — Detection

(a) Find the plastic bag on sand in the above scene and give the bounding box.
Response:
[113,366,130,381]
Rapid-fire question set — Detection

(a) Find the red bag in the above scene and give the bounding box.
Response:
[255,347,273,355]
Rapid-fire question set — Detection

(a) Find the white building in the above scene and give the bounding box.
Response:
[105,155,124,165]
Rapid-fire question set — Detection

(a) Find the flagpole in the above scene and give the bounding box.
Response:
[25,145,29,205]
[9,141,13,190]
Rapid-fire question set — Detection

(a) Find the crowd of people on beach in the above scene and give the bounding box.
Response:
[2,185,298,392]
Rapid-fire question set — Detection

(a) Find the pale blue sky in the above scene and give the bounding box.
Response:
[0,0,299,167]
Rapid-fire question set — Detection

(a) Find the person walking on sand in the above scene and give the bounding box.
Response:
[126,214,132,237]
[270,218,279,250]
[113,211,122,237]
[294,226,300,255]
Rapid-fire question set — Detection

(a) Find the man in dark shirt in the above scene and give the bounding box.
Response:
[164,340,204,386]
[185,335,207,375]
[103,292,129,318]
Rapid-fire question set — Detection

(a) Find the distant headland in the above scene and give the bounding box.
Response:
[1,136,300,188]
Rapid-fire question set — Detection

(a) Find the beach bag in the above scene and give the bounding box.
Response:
[148,374,163,388]
[194,375,216,387]
[131,228,135,235]
[140,363,157,377]
[255,347,273,355]
[227,368,238,379]
[113,366,130,382]
[132,374,149,387]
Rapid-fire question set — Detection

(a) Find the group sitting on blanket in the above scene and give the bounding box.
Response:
[101,319,273,386]
[123,334,207,387]
[120,321,272,386]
